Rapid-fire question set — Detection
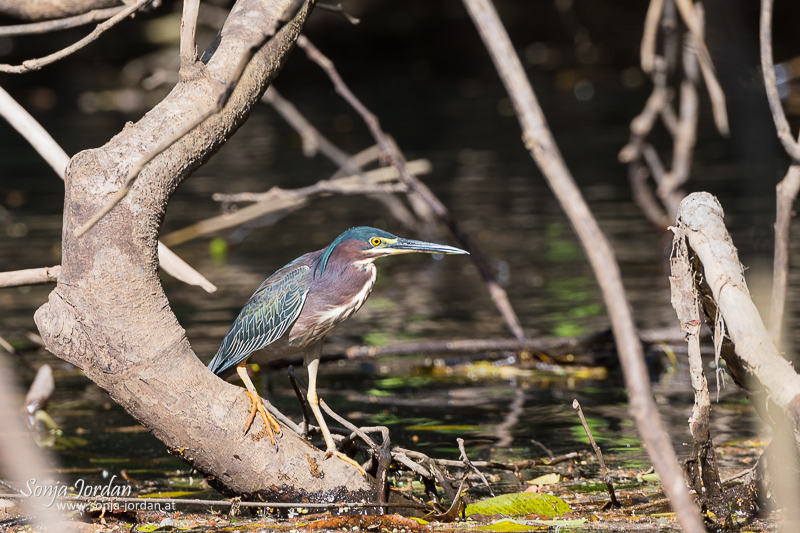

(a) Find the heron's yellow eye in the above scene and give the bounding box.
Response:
[370,237,382,246]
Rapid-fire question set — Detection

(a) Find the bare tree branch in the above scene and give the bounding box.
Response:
[769,166,800,346]
[640,0,665,73]
[180,0,201,69]
[0,84,69,177]
[0,266,61,288]
[760,0,800,160]
[761,0,800,347]
[460,0,705,531]
[0,0,153,74]
[673,0,729,135]
[0,5,125,36]
[296,35,527,342]
[73,0,305,238]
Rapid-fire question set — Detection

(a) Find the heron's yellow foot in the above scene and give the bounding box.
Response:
[243,390,283,447]
[324,448,367,477]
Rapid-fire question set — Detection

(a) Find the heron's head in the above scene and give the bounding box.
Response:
[316,226,468,275]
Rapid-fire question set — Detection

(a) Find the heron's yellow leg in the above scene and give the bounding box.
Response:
[305,353,367,477]
[236,364,282,446]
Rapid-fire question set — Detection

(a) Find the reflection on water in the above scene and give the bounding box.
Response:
[0,46,772,495]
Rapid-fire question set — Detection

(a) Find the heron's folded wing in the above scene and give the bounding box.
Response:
[208,264,310,374]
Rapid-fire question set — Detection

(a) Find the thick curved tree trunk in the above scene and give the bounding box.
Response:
[33,0,375,501]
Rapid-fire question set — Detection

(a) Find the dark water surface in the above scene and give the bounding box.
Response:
[0,0,788,501]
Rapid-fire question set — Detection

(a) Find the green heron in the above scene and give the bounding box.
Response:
[208,226,468,474]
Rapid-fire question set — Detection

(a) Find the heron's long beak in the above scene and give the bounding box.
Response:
[384,238,469,255]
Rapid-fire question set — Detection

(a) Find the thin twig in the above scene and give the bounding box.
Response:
[573,399,620,507]
[73,0,306,238]
[0,6,126,36]
[0,0,154,74]
[461,1,704,531]
[180,0,201,68]
[296,35,526,342]
[315,3,360,25]
[457,437,494,496]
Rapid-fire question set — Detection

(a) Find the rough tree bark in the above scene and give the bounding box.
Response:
[33,0,376,501]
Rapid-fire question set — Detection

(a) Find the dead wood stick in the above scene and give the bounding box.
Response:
[0,354,62,529]
[0,85,69,177]
[676,193,800,427]
[573,399,620,507]
[315,2,360,25]
[24,364,54,427]
[457,437,494,496]
[162,159,429,246]
[673,0,729,136]
[658,32,699,220]
[0,0,153,74]
[0,266,61,288]
[670,230,720,497]
[73,0,306,238]
[179,0,201,68]
[640,0,665,73]
[0,6,125,36]
[296,35,526,342]
[769,165,800,346]
[461,1,704,531]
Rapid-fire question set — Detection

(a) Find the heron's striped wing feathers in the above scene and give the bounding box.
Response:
[208,263,311,375]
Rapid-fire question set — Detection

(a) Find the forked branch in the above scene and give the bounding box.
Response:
[73,0,306,238]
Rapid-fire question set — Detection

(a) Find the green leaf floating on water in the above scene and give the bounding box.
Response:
[475,520,536,532]
[465,493,569,517]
